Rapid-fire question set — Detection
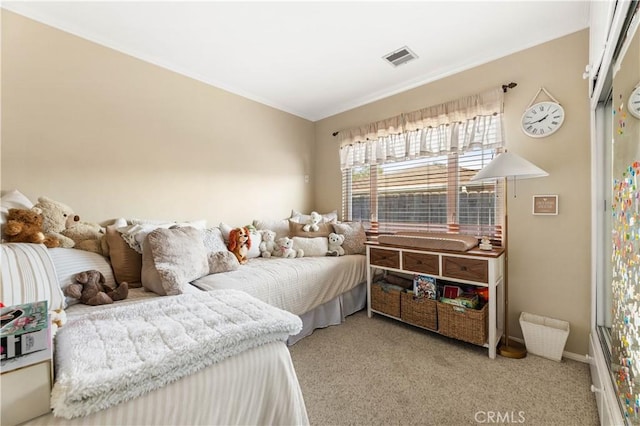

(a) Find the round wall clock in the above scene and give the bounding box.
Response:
[521,101,565,138]
[628,84,640,119]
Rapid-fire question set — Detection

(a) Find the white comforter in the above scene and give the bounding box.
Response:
[192,255,367,316]
[51,289,302,419]
[25,289,310,426]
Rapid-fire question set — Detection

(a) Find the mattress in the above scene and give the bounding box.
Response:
[192,255,367,316]
[377,232,478,252]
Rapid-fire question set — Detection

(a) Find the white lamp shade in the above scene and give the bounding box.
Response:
[470,152,549,181]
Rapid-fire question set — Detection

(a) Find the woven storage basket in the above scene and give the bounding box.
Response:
[401,292,437,330]
[371,283,401,317]
[437,301,488,346]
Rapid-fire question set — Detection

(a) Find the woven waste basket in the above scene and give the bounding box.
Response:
[519,312,570,362]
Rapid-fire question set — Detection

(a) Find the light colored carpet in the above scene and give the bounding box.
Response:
[289,310,599,426]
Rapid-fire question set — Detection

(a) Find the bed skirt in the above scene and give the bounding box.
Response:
[288,281,366,345]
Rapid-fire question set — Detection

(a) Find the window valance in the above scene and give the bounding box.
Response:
[339,88,505,170]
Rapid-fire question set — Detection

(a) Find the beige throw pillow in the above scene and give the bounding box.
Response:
[141,227,209,296]
[332,222,367,255]
[289,220,333,238]
[105,225,143,287]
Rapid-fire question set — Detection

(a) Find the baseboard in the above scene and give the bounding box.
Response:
[508,336,588,363]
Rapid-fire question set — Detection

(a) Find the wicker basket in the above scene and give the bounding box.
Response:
[371,283,401,317]
[401,292,437,330]
[437,301,488,346]
[519,312,570,361]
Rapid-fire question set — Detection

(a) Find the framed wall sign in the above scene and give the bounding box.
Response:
[532,195,558,215]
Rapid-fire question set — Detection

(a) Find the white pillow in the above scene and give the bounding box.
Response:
[1,190,34,225]
[290,210,338,224]
[292,237,329,257]
[118,223,174,254]
[253,218,290,240]
[201,227,227,253]
[1,243,65,311]
[47,248,117,307]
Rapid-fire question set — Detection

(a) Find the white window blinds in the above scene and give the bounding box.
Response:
[340,88,505,245]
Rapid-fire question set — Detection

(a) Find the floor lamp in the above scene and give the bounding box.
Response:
[470,151,548,359]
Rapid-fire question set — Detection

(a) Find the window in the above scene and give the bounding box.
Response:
[338,88,505,245]
[342,147,504,244]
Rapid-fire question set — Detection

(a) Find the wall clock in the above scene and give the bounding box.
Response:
[628,84,640,119]
[520,87,565,138]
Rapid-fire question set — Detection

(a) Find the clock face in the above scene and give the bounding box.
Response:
[628,85,640,119]
[521,101,565,138]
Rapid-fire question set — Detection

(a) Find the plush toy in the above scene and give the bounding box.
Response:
[31,196,77,248]
[64,270,128,306]
[302,211,322,233]
[258,229,277,257]
[3,208,60,248]
[49,309,67,338]
[227,227,251,264]
[62,220,107,256]
[273,236,304,258]
[32,196,106,254]
[327,232,345,256]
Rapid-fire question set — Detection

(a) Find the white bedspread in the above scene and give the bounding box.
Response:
[192,255,367,316]
[50,289,302,419]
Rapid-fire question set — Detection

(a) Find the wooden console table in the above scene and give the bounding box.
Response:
[366,242,505,359]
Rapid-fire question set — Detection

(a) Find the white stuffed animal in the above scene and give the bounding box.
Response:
[258,229,277,258]
[302,211,322,233]
[327,232,345,256]
[273,236,304,258]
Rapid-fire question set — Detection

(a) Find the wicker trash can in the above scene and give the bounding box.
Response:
[519,312,570,362]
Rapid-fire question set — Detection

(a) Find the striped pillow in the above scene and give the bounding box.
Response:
[48,248,117,307]
[1,243,65,310]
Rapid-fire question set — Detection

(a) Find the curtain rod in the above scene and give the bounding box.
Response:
[331,82,517,137]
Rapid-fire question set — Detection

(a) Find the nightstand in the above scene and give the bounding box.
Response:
[1,353,53,426]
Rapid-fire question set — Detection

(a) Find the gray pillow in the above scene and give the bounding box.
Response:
[208,251,240,274]
[331,222,366,255]
[141,227,209,296]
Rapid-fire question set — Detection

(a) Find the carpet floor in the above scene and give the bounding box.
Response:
[289,310,599,426]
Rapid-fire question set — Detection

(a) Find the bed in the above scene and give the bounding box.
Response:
[1,243,310,426]
[192,255,367,344]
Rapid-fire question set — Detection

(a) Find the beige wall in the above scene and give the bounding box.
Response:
[1,11,315,226]
[314,30,591,355]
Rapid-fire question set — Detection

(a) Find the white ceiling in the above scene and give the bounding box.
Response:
[2,1,591,121]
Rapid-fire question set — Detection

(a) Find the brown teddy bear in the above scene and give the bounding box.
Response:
[3,208,60,248]
[64,270,128,306]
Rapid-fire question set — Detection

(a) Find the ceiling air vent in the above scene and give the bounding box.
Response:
[383,46,418,67]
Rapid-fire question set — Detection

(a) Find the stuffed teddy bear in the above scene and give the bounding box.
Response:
[3,208,60,248]
[273,236,304,258]
[227,227,251,264]
[302,211,322,233]
[64,270,128,306]
[327,232,345,256]
[32,196,106,254]
[31,196,77,248]
[62,220,107,255]
[258,229,277,257]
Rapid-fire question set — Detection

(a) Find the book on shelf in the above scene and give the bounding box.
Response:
[413,275,437,300]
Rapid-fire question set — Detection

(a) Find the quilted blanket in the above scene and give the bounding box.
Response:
[51,289,302,419]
